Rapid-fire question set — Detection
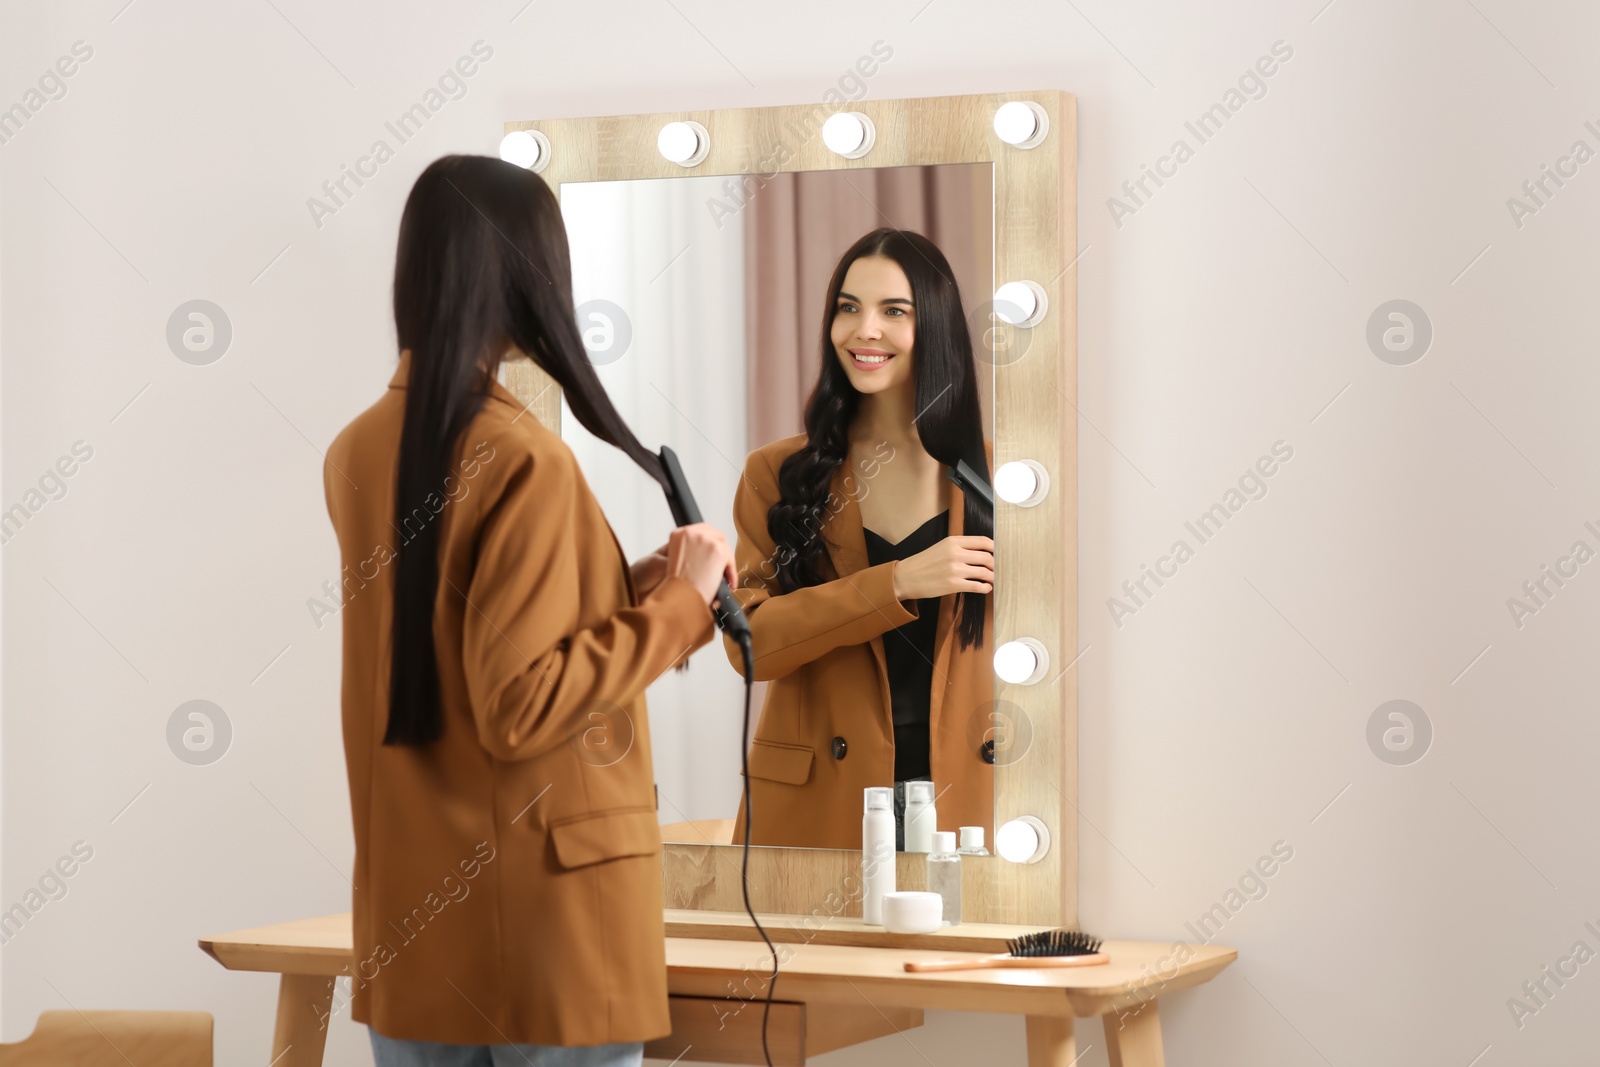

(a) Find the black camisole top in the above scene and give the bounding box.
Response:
[862,510,949,782]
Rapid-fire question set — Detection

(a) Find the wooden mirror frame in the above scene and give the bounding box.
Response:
[503,90,1078,930]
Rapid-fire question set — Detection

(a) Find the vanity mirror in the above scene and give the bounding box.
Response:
[502,91,1077,928]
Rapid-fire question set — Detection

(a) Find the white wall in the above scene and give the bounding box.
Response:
[2,1,1595,1064]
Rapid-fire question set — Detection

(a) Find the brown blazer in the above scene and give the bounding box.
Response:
[322,351,716,1046]
[721,433,995,851]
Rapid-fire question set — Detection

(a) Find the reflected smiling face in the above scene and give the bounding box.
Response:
[830,255,915,396]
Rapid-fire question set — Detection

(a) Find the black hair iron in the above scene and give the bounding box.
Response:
[945,457,995,516]
[657,446,750,641]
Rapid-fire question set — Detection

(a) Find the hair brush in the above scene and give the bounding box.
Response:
[904,929,1108,972]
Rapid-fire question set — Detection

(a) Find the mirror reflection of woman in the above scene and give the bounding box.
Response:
[724,227,995,852]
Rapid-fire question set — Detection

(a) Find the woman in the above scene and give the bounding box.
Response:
[323,155,736,1066]
[724,227,996,852]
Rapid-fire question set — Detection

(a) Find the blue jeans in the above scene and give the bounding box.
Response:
[369,1027,643,1066]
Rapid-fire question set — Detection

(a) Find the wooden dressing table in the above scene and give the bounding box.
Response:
[198,909,1234,1067]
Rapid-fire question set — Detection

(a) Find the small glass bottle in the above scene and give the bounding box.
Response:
[957,826,990,857]
[927,830,961,926]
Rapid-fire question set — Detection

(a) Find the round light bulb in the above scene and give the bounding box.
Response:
[996,816,1051,863]
[994,101,1049,148]
[994,281,1047,328]
[995,460,1050,507]
[499,130,549,172]
[994,638,1048,685]
[822,111,875,158]
[657,121,709,166]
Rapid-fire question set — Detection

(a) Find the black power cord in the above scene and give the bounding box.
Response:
[657,447,776,1065]
[734,634,777,1067]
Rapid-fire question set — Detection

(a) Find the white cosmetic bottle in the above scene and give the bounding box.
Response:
[863,787,896,926]
[904,781,937,853]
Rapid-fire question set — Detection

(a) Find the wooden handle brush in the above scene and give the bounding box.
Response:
[904,929,1109,973]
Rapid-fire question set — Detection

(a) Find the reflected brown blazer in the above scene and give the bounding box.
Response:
[322,351,716,1047]
[722,432,995,851]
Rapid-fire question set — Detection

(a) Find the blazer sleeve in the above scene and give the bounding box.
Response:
[721,446,918,681]
[461,442,715,762]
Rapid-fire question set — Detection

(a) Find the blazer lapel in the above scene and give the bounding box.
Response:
[930,480,965,682]
[927,478,966,750]
[928,447,985,755]
[823,461,869,581]
[929,439,990,754]
[824,464,897,734]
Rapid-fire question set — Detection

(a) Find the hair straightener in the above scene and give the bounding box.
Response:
[657,446,751,642]
[945,457,994,515]
[655,446,772,1066]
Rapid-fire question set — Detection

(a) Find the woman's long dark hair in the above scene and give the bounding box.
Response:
[768,227,991,651]
[385,154,666,746]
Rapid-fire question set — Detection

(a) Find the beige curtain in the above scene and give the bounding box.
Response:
[742,163,994,448]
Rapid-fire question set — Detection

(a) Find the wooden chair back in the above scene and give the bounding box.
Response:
[0,1010,211,1066]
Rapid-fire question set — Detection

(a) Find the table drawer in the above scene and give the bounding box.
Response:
[644,994,922,1065]
[645,995,803,1066]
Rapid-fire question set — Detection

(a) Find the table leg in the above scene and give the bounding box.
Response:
[1024,1015,1076,1066]
[270,973,334,1067]
[1102,998,1165,1067]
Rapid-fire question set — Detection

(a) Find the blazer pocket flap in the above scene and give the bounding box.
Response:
[549,807,660,869]
[741,738,815,785]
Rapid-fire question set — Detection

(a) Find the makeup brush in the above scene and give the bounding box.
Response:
[904,929,1108,972]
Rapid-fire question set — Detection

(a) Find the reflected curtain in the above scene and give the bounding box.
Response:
[742,163,994,448]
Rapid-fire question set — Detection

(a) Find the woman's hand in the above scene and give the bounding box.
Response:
[665,523,738,608]
[891,535,994,600]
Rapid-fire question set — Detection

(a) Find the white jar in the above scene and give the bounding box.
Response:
[882,891,943,934]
